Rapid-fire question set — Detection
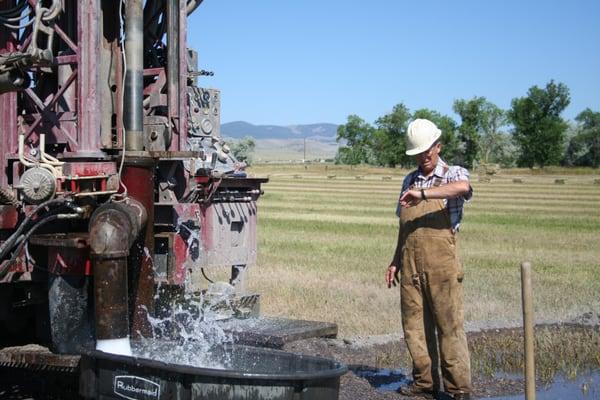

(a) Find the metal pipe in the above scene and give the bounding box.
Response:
[121,161,155,339]
[124,0,144,150]
[39,134,64,166]
[18,134,58,176]
[521,261,536,400]
[166,0,180,148]
[89,200,147,355]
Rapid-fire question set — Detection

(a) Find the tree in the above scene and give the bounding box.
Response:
[453,97,485,169]
[372,104,412,167]
[335,115,375,165]
[412,108,461,165]
[477,103,510,164]
[508,80,570,168]
[563,108,600,167]
[230,136,256,165]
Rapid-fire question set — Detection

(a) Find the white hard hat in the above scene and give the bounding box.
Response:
[405,119,442,155]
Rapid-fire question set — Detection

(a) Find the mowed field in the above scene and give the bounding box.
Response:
[245,164,600,337]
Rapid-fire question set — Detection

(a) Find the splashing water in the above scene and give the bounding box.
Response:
[135,283,237,369]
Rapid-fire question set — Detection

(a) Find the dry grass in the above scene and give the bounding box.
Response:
[246,164,600,337]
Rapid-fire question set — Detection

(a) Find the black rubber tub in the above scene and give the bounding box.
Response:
[79,342,347,400]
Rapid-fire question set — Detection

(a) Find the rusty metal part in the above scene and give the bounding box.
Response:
[0,187,18,206]
[0,205,19,229]
[166,0,180,149]
[89,200,147,341]
[0,345,80,372]
[121,162,155,338]
[93,257,129,340]
[18,167,57,204]
[0,67,29,93]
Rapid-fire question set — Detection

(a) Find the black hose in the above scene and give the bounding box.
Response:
[0,199,80,261]
[0,198,67,258]
[0,0,28,19]
[0,213,81,280]
[200,267,214,284]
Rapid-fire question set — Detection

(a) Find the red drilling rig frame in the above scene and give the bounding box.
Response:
[0,0,266,355]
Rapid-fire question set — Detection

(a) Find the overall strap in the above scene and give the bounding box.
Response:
[432,165,449,187]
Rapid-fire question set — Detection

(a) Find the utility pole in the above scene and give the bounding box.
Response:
[303,137,306,162]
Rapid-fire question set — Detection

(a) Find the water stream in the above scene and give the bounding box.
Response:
[134,282,237,369]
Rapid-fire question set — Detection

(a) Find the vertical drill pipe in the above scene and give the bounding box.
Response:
[122,160,155,338]
[124,0,144,150]
[99,0,120,149]
[166,0,179,151]
[78,0,102,153]
[521,262,536,400]
[177,0,189,150]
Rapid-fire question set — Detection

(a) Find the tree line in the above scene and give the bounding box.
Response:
[335,80,600,169]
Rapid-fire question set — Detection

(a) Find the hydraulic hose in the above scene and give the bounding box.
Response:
[0,198,69,259]
[0,212,82,280]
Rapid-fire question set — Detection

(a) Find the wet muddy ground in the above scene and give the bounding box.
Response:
[1,320,599,399]
[283,322,600,399]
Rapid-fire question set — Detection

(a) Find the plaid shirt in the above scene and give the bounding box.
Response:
[396,158,472,231]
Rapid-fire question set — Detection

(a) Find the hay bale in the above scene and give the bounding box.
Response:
[512,178,523,184]
[293,174,302,179]
[327,175,336,179]
[355,176,364,180]
[477,163,500,176]
[382,176,392,181]
[479,176,491,183]
[554,179,565,185]
[594,179,600,185]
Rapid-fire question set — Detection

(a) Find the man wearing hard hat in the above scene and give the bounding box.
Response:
[385,119,472,400]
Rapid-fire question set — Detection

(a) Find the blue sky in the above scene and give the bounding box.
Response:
[188,0,600,126]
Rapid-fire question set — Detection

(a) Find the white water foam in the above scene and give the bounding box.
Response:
[96,337,133,356]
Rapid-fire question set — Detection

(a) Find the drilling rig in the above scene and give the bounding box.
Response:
[0,2,348,398]
[0,0,268,357]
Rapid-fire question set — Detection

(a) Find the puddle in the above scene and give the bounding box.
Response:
[489,371,600,400]
[351,366,599,399]
[350,366,411,392]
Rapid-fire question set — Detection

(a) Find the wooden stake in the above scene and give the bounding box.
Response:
[521,261,536,400]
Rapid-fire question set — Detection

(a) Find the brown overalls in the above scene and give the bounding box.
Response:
[399,189,472,394]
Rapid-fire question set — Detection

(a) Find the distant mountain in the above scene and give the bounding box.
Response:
[222,121,338,141]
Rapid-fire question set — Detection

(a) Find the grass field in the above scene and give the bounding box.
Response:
[244,164,600,337]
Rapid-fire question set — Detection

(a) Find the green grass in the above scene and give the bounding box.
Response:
[469,326,600,384]
[245,164,600,336]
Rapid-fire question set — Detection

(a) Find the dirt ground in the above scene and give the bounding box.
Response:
[2,314,599,399]
[283,333,523,400]
[283,314,600,400]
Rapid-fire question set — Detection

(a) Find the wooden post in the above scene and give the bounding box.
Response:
[521,262,536,400]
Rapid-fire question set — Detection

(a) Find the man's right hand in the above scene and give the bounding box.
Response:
[386,265,399,288]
